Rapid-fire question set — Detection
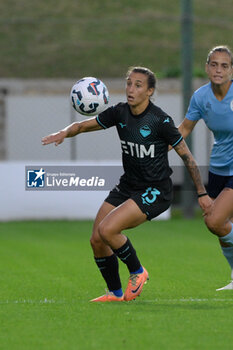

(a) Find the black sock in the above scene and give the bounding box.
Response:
[94,254,122,291]
[113,238,141,273]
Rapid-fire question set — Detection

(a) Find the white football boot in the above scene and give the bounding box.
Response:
[216,270,233,291]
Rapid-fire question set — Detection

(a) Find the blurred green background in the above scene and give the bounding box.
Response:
[0,0,232,79]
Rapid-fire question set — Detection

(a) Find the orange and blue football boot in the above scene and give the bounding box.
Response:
[124,267,149,301]
[90,290,124,302]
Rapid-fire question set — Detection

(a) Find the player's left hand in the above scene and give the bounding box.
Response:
[41,130,67,146]
[198,195,213,216]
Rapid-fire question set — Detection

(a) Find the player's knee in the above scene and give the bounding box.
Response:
[98,221,114,244]
[90,232,103,250]
[204,214,223,236]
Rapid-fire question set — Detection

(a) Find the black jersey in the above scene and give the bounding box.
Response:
[96,101,182,187]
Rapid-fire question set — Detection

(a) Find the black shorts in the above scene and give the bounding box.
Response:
[105,177,173,221]
[207,171,233,198]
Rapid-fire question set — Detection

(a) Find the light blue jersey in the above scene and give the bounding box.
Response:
[186,81,233,176]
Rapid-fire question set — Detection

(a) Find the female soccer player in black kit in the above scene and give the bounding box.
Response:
[42,67,212,302]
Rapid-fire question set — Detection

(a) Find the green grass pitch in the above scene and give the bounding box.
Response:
[0,219,232,350]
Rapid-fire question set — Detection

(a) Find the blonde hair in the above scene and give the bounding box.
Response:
[207,45,233,66]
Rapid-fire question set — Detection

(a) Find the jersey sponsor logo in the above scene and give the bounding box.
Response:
[230,100,233,111]
[120,140,155,158]
[140,125,151,137]
[163,118,170,123]
[141,187,160,206]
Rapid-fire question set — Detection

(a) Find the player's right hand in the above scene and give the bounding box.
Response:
[198,195,213,216]
[41,130,67,146]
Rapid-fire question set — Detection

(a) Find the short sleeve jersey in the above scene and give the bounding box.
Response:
[186,81,233,176]
[96,101,182,186]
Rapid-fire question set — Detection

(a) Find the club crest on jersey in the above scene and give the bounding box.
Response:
[140,125,151,138]
[230,100,233,111]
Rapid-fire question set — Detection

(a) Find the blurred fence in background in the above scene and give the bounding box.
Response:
[0,78,213,220]
[1,78,213,166]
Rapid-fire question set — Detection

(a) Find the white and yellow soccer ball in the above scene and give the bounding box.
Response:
[70,77,109,116]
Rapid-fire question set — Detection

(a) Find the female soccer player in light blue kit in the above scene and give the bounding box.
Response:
[179,46,233,290]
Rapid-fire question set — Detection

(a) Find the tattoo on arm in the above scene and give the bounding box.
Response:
[174,140,205,194]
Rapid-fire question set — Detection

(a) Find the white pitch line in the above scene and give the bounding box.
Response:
[0,298,60,304]
[143,298,233,303]
[0,297,233,304]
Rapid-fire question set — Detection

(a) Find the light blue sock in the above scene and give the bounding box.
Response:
[219,224,233,246]
[221,246,233,271]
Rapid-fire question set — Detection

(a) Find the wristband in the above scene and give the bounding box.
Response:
[197,192,208,198]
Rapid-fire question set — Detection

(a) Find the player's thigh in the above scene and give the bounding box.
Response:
[99,198,147,236]
[209,188,233,223]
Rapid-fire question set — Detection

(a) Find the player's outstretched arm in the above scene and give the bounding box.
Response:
[178,118,197,139]
[42,117,102,146]
[168,118,197,151]
[174,139,213,213]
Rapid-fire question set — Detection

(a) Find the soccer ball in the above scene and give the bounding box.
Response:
[70,77,109,116]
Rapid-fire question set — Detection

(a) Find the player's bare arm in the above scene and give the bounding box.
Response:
[178,118,198,139]
[42,117,102,146]
[174,139,213,213]
[168,118,197,151]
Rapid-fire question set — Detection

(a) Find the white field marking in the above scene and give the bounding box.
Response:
[0,298,233,304]
[0,298,60,304]
[143,298,233,303]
